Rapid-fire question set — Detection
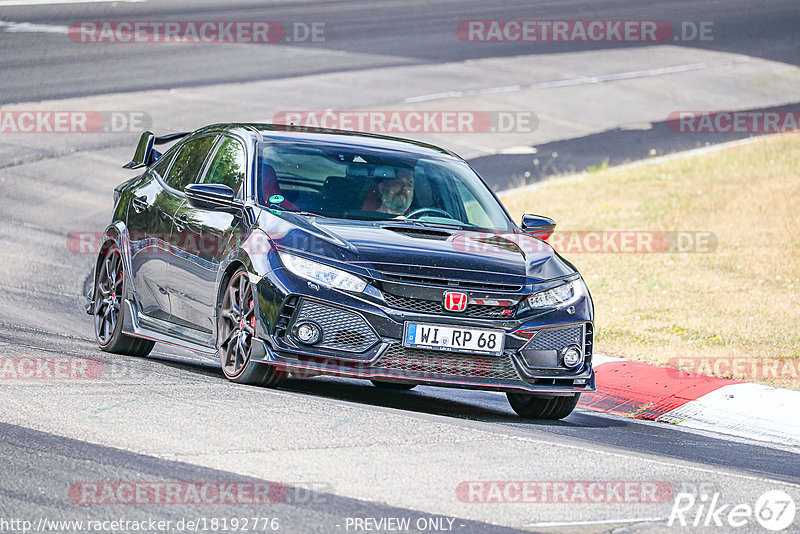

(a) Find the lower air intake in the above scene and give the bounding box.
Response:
[375,343,520,381]
[293,300,379,353]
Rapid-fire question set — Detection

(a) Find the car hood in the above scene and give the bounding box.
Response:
[259,211,577,287]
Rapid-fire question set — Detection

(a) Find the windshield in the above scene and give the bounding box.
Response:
[256,141,513,231]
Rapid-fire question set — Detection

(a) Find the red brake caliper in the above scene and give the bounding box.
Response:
[111,269,121,302]
[249,300,255,329]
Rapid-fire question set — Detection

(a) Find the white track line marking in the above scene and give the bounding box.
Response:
[659,383,800,447]
[525,517,664,528]
[405,57,751,103]
[0,20,68,33]
[0,0,143,6]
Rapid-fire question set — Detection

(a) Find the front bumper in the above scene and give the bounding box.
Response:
[250,268,595,395]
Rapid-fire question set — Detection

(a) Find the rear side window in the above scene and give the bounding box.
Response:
[150,150,175,179]
[201,137,247,196]
[164,136,218,192]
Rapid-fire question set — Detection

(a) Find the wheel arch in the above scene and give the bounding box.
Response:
[217,260,248,309]
[87,222,132,312]
[214,227,277,333]
[213,256,252,343]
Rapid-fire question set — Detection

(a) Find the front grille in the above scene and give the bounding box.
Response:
[527,325,584,351]
[293,300,379,353]
[378,271,522,292]
[383,293,516,319]
[375,343,520,381]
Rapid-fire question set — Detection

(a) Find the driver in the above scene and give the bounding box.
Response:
[361,168,415,215]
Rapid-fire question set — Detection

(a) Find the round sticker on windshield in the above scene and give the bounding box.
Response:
[268,194,284,204]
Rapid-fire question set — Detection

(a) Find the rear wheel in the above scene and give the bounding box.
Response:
[506,392,580,420]
[93,247,154,357]
[371,380,416,391]
[218,269,282,387]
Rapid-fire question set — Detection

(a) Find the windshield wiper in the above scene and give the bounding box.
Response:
[389,218,475,230]
[266,205,327,218]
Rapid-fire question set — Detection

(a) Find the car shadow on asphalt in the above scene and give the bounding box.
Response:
[146,351,627,429]
[143,353,800,484]
[272,376,628,429]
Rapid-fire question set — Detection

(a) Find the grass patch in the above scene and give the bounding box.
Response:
[586,158,609,173]
[500,134,800,389]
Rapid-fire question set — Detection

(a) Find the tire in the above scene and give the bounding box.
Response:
[506,392,580,420]
[371,380,417,391]
[218,268,282,387]
[93,247,154,357]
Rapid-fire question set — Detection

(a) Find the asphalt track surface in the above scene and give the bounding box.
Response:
[2,0,798,182]
[1,1,799,532]
[0,0,798,103]
[470,101,800,189]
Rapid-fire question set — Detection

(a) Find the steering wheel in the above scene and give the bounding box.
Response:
[406,207,456,220]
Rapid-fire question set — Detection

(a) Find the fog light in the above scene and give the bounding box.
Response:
[562,345,583,368]
[294,321,321,345]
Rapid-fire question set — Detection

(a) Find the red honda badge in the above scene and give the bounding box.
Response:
[443,291,469,312]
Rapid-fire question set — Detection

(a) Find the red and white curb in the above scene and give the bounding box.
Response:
[579,354,800,447]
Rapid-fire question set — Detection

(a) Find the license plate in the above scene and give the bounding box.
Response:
[403,322,504,356]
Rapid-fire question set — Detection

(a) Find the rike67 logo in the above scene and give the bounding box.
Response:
[669,489,796,531]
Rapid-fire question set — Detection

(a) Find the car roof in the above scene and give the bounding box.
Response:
[188,123,463,161]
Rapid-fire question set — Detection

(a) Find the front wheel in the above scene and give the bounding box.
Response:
[218,269,282,387]
[93,247,154,357]
[506,392,580,420]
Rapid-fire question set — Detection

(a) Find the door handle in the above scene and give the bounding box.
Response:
[131,195,148,213]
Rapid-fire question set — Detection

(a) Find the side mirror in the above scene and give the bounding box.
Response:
[521,214,556,240]
[184,183,241,211]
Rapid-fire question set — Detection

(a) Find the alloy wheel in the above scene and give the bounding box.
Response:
[94,248,123,345]
[219,271,256,378]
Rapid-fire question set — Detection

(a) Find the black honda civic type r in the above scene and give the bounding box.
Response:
[87,123,594,419]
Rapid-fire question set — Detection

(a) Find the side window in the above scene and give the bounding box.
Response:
[163,136,218,192]
[201,137,247,196]
[454,178,493,228]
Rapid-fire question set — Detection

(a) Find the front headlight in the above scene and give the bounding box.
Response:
[279,252,367,293]
[527,279,582,309]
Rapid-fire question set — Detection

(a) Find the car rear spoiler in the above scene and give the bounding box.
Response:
[123,131,189,169]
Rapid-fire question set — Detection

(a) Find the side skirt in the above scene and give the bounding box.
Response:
[120,299,217,357]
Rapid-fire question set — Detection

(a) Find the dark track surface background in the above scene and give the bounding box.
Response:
[0,0,797,104]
